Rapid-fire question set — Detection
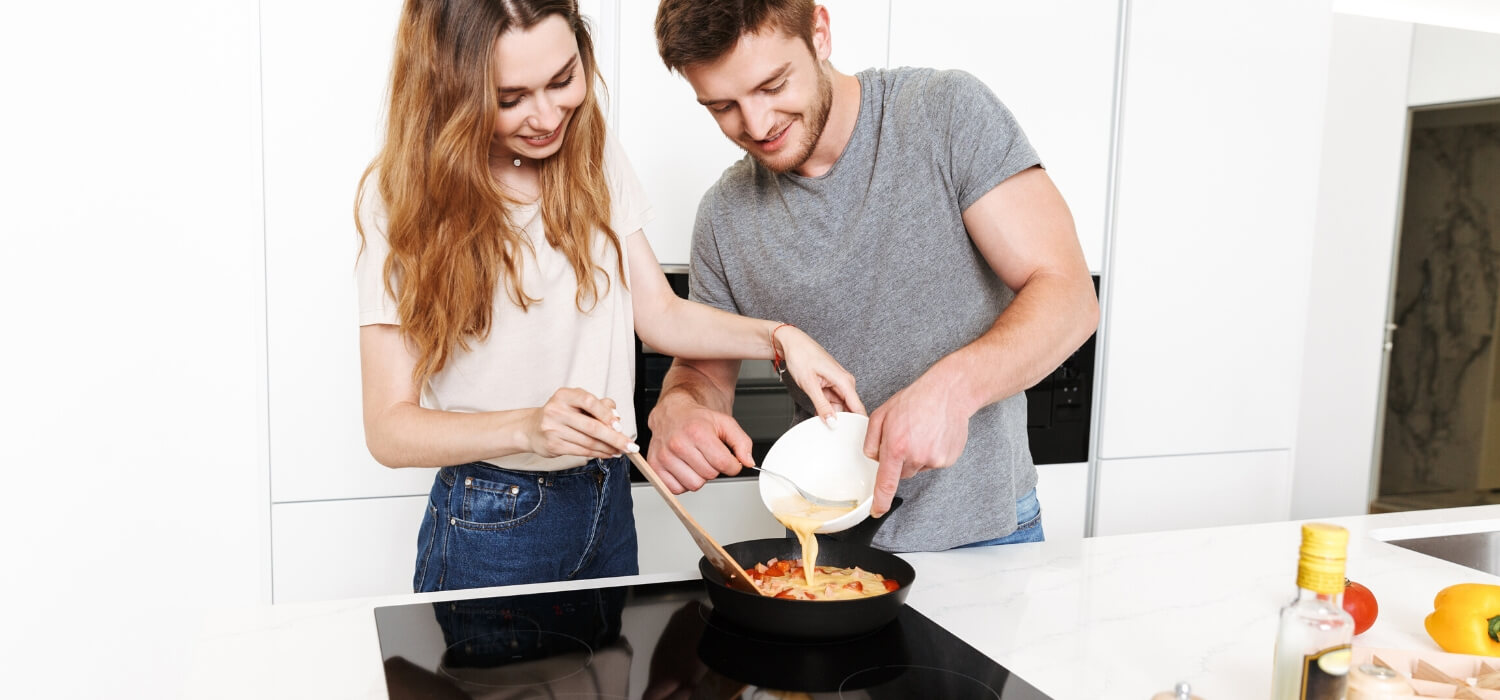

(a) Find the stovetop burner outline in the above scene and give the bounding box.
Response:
[436,629,594,689]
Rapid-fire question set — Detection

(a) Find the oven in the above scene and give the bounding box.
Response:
[630,271,1098,481]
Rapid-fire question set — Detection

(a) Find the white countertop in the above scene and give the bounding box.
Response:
[178,506,1500,700]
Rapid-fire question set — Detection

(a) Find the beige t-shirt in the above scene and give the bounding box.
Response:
[356,133,653,471]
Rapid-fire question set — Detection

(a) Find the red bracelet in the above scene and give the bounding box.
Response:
[771,323,795,373]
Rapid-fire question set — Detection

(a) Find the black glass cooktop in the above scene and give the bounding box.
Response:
[374,578,1050,699]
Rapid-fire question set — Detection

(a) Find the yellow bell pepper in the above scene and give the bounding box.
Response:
[1426,583,1500,656]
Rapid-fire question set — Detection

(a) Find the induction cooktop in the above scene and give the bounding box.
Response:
[374,578,1050,699]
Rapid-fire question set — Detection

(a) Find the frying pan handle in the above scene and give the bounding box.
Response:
[822,496,902,548]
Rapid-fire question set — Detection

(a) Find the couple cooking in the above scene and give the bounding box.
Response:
[354,0,1099,593]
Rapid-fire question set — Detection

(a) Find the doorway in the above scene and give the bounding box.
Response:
[1375,99,1500,511]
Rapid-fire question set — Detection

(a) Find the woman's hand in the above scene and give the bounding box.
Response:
[772,325,865,423]
[525,388,635,459]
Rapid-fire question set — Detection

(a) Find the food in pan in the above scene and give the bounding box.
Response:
[748,557,899,600]
[770,497,855,587]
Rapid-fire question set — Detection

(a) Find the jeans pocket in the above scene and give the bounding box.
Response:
[458,471,544,530]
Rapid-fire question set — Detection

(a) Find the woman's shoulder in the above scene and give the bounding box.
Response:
[355,168,391,235]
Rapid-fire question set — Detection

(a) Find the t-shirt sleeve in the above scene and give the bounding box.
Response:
[927,69,1042,212]
[686,183,740,314]
[604,131,654,240]
[354,182,401,327]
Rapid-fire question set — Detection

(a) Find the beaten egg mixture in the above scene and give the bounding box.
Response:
[750,498,899,600]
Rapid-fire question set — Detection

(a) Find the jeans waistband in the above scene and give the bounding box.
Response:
[438,458,621,487]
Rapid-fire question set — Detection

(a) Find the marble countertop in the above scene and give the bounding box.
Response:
[184,505,1500,699]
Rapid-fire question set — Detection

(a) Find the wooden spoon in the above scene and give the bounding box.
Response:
[625,450,766,596]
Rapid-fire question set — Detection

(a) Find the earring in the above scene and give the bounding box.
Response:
[513,158,521,167]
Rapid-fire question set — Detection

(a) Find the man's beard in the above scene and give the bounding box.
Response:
[752,67,834,174]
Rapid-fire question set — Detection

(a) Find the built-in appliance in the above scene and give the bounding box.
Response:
[631,271,1099,481]
[374,578,1051,698]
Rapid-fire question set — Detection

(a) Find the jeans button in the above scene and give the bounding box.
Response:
[449,517,456,526]
[510,485,519,495]
[464,477,472,486]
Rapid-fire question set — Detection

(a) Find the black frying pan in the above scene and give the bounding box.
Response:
[697,497,912,640]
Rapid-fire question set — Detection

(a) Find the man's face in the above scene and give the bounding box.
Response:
[682,25,832,174]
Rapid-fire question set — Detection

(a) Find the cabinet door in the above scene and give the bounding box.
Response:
[272,496,429,603]
[615,1,891,267]
[1097,0,1332,459]
[888,0,1119,273]
[1036,462,1088,542]
[1092,451,1292,536]
[260,1,616,503]
[260,0,426,503]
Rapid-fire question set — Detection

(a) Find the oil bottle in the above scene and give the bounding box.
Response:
[1270,522,1355,699]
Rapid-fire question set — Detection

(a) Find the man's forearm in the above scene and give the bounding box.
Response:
[651,359,739,421]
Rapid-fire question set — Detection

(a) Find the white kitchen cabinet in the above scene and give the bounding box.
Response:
[1092,450,1292,536]
[272,495,430,603]
[1096,0,1332,461]
[887,0,1120,274]
[615,0,891,267]
[1037,462,1088,542]
[260,0,426,503]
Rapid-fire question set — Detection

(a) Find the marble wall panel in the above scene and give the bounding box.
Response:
[1380,107,1500,495]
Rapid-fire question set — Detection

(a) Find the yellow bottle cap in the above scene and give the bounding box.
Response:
[1297,522,1349,595]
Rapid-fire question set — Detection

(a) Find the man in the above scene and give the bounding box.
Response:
[646,0,1099,551]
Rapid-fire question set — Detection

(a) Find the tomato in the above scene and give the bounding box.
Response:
[882,579,900,593]
[1343,579,1378,635]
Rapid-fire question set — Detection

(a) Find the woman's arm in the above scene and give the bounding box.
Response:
[359,324,632,468]
[625,232,864,420]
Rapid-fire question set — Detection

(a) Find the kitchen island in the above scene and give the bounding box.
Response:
[186,505,1500,699]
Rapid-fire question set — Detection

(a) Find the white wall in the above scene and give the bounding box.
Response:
[0,1,268,695]
[1334,0,1500,35]
[1408,24,1500,106]
[1291,15,1413,519]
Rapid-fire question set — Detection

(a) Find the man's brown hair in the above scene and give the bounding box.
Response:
[655,0,817,73]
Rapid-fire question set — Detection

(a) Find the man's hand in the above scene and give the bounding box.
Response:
[646,390,755,493]
[862,372,973,517]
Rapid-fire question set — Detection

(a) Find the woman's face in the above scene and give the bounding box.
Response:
[490,14,587,162]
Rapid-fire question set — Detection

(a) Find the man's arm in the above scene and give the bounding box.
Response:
[863,165,1099,516]
[645,357,755,493]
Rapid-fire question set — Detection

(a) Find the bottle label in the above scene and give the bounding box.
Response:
[1300,644,1351,700]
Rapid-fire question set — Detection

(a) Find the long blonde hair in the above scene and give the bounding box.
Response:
[356,0,621,386]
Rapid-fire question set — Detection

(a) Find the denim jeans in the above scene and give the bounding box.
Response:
[955,488,1045,548]
[413,456,638,593]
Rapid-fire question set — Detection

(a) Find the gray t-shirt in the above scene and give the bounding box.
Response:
[688,67,1042,552]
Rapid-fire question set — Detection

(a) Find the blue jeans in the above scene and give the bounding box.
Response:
[413,456,639,592]
[955,488,1044,548]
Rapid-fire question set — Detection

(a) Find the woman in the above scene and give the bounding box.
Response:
[354,0,863,593]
